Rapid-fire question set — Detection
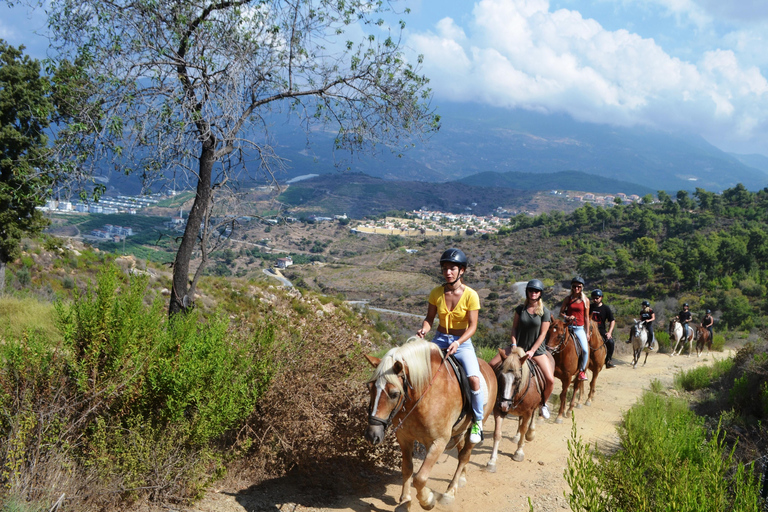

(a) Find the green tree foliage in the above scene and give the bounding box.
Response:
[46,0,438,316]
[0,41,53,292]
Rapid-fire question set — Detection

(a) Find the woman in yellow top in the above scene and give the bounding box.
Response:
[416,248,484,444]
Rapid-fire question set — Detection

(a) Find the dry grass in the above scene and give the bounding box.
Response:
[0,296,59,341]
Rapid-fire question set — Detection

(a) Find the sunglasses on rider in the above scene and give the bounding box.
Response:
[571,284,582,289]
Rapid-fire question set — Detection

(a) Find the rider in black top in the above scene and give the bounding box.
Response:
[639,300,655,349]
[702,309,714,341]
[679,303,693,339]
[590,289,616,368]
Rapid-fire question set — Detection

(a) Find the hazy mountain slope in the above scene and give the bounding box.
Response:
[730,153,768,175]
[269,104,768,192]
[457,170,655,196]
[277,173,530,217]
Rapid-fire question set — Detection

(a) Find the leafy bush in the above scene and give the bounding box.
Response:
[566,393,761,512]
[675,357,735,391]
[1,264,275,507]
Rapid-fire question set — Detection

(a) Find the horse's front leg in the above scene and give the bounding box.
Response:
[443,433,474,506]
[586,371,599,405]
[485,409,504,473]
[413,438,447,511]
[556,376,570,424]
[512,411,533,461]
[395,439,415,512]
[570,377,583,411]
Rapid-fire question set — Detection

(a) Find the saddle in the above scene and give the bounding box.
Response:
[444,354,473,427]
[568,325,587,361]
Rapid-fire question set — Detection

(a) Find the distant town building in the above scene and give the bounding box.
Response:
[275,256,293,269]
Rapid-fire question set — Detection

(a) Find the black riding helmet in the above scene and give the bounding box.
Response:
[706,309,711,314]
[439,248,468,268]
[526,279,544,292]
[571,276,585,286]
[591,289,603,298]
[641,300,650,307]
[683,303,689,308]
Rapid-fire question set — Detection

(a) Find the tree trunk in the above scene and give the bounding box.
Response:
[169,139,215,317]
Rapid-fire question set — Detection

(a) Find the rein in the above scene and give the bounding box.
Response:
[368,350,448,435]
[497,359,534,411]
[391,351,448,434]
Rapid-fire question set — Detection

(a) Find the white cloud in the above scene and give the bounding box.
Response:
[407,0,768,154]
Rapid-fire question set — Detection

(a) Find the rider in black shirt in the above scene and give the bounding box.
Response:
[639,300,655,349]
[590,289,616,368]
[702,309,714,341]
[679,303,693,339]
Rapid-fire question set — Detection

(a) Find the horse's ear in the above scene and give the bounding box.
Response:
[364,354,381,368]
[498,348,508,361]
[393,361,406,376]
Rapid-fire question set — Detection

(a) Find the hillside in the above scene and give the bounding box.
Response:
[457,170,655,195]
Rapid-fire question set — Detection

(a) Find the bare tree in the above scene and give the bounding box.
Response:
[46,0,438,315]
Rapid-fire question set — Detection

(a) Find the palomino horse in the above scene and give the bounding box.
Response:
[364,338,497,512]
[695,326,712,357]
[669,319,694,357]
[545,319,606,424]
[628,319,651,368]
[485,347,552,472]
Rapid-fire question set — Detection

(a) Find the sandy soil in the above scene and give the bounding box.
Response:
[187,346,730,512]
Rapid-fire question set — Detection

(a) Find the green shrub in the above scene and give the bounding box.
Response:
[654,330,670,352]
[675,357,735,391]
[38,263,276,502]
[712,333,726,351]
[566,392,761,512]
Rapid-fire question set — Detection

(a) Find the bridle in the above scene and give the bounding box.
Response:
[547,322,572,355]
[367,352,447,434]
[367,373,410,431]
[496,361,533,411]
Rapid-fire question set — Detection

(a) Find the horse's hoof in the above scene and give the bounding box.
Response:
[511,434,520,444]
[512,451,525,462]
[576,404,583,409]
[484,462,497,473]
[458,475,467,488]
[395,500,412,512]
[525,431,536,441]
[438,493,455,507]
[555,417,564,424]
[419,490,436,510]
[585,399,592,406]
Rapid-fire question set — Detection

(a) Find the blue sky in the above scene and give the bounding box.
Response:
[3,0,767,156]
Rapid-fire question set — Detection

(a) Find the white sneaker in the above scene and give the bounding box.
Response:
[540,404,550,420]
[469,420,483,444]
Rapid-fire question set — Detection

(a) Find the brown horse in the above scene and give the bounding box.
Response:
[364,338,497,512]
[485,347,551,472]
[695,326,712,357]
[545,319,606,424]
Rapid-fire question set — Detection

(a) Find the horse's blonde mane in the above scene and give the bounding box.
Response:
[371,337,434,395]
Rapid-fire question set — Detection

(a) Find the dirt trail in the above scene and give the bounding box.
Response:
[190,346,731,512]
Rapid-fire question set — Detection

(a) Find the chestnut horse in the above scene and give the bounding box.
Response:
[364,338,497,512]
[485,347,551,471]
[545,319,606,424]
[695,325,712,357]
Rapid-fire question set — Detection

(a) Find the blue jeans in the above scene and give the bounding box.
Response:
[433,332,483,421]
[572,325,589,372]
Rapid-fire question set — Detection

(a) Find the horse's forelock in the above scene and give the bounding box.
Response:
[371,338,434,395]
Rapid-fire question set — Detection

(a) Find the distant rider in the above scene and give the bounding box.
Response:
[490,279,555,419]
[417,248,485,444]
[558,277,590,381]
[702,309,714,342]
[590,289,616,368]
[679,303,693,340]
[639,300,655,349]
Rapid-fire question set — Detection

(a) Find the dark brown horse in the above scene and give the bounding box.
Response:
[364,338,497,512]
[695,326,712,357]
[485,347,552,471]
[545,319,606,424]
